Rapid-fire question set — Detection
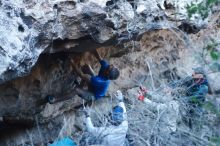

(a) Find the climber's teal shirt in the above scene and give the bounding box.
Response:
[90,60,110,99]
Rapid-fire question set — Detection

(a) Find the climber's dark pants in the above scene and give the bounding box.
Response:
[75,88,95,101]
[75,78,96,101]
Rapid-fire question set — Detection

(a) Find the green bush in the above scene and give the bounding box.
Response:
[203,101,220,117]
[204,40,220,60]
[186,0,220,19]
[210,50,220,60]
[210,136,220,145]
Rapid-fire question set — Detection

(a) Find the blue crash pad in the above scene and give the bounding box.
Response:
[49,137,76,146]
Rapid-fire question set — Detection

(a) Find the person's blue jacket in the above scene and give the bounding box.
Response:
[90,60,110,99]
[186,79,208,102]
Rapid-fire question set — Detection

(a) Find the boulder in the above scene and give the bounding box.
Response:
[0,0,209,84]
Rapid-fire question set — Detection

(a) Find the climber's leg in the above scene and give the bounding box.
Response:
[75,88,95,101]
[46,79,80,104]
[0,116,34,127]
[45,79,93,104]
[74,76,96,101]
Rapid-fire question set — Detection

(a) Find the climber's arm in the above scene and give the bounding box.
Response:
[70,60,90,84]
[115,90,127,120]
[118,101,127,117]
[81,64,95,77]
[86,117,106,137]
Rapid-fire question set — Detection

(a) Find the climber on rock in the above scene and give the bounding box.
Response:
[84,90,129,146]
[71,49,120,101]
[46,49,120,103]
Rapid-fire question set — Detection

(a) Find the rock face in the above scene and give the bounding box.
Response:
[0,0,133,84]
[0,0,210,84]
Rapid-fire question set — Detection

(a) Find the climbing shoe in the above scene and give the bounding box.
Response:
[46,95,56,104]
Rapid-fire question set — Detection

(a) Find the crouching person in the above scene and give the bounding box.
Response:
[186,67,209,106]
[84,90,128,146]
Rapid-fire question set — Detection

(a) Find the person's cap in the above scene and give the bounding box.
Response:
[109,66,120,80]
[193,67,205,75]
[112,106,124,124]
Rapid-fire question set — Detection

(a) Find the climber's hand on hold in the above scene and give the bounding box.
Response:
[115,90,124,101]
[81,64,95,76]
[69,60,91,83]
